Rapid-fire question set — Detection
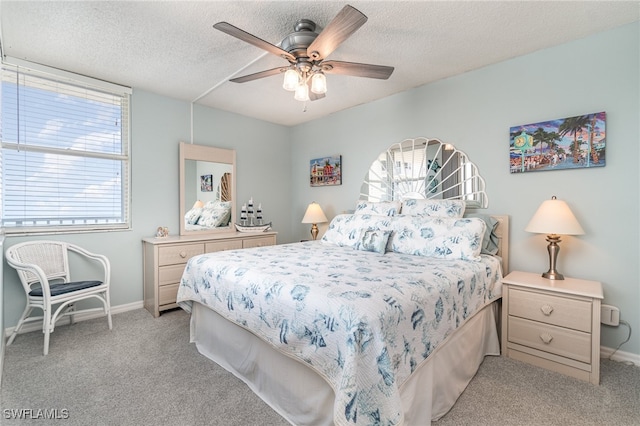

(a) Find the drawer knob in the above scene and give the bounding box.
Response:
[179,251,187,258]
[539,333,554,344]
[540,304,554,316]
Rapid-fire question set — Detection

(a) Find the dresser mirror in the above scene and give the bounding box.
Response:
[359,137,488,208]
[179,142,237,236]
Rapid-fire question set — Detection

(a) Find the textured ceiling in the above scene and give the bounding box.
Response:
[1,1,638,126]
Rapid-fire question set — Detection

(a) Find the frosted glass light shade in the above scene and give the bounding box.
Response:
[294,83,310,102]
[283,69,299,91]
[311,73,327,94]
[525,196,584,235]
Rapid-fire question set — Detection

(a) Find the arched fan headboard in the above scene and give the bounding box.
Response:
[359,137,488,209]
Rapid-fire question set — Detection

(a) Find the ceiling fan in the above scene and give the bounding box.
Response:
[213,4,394,102]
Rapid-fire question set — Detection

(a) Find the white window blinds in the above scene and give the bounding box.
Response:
[1,60,131,234]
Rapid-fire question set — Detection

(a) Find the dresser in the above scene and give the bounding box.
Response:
[142,231,277,317]
[501,271,603,384]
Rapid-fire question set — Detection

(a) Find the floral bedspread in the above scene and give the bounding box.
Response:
[177,241,502,426]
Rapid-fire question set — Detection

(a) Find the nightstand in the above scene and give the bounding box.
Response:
[501,271,603,384]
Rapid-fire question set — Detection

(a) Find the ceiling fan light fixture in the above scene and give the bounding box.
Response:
[311,73,327,94]
[294,82,310,102]
[215,5,394,104]
[283,69,299,91]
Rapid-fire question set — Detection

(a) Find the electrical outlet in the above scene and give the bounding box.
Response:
[601,304,620,326]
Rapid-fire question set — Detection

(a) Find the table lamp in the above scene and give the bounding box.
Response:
[302,202,328,240]
[525,196,584,280]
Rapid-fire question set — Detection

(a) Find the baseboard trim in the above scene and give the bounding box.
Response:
[600,346,640,366]
[3,300,144,338]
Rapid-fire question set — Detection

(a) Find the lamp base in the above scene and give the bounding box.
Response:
[310,223,319,240]
[542,270,565,280]
[542,234,565,280]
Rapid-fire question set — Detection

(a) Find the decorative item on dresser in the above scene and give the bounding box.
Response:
[142,232,276,317]
[501,270,603,385]
[301,201,328,240]
[235,197,272,232]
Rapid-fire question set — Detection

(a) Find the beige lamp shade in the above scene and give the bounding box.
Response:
[525,196,584,236]
[192,200,205,209]
[302,202,328,224]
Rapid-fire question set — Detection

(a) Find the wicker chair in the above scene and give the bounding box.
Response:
[5,240,112,355]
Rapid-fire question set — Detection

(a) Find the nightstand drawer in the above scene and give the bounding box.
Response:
[158,244,204,266]
[509,288,592,332]
[508,316,591,363]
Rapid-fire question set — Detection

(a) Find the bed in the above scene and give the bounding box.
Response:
[177,199,509,426]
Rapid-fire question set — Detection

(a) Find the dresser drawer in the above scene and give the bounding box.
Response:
[158,244,204,266]
[206,240,243,253]
[509,288,592,332]
[508,316,591,363]
[243,236,276,248]
[159,283,180,306]
[158,264,187,286]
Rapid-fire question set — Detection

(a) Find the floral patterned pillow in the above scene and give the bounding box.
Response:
[184,207,203,225]
[354,200,401,217]
[205,200,232,210]
[387,215,486,260]
[400,199,466,218]
[197,207,231,227]
[355,229,392,254]
[321,214,394,248]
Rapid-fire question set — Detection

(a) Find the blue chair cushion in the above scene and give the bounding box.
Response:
[29,280,103,297]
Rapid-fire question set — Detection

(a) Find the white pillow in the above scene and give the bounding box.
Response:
[387,215,485,261]
[354,200,401,217]
[205,200,232,210]
[184,207,203,225]
[321,214,394,248]
[197,207,231,228]
[400,199,466,218]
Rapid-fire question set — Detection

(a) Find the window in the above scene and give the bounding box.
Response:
[1,58,131,234]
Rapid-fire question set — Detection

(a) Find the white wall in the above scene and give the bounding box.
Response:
[291,22,640,356]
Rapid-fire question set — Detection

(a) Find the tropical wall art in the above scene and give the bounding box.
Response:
[310,155,342,186]
[510,111,606,173]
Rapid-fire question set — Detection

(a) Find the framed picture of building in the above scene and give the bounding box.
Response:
[310,155,342,187]
[510,111,606,173]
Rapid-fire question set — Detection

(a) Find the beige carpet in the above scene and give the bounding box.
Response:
[2,308,638,425]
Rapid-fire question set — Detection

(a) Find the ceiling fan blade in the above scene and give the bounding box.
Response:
[230,67,287,83]
[214,22,295,62]
[322,61,394,79]
[306,5,368,61]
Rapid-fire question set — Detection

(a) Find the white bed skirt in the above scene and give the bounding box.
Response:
[190,301,501,425]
